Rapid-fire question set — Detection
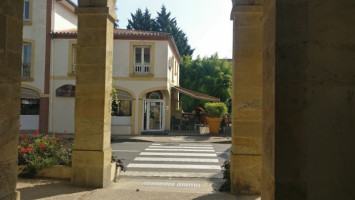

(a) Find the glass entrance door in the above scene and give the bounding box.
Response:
[144,100,164,131]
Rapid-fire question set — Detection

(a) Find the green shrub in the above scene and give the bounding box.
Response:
[204,102,227,118]
[18,131,73,177]
[219,160,231,192]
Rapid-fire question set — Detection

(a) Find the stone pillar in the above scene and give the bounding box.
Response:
[72,0,116,188]
[230,0,263,195]
[262,0,355,199]
[261,0,275,199]
[0,1,23,200]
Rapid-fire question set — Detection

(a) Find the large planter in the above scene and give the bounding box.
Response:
[206,117,222,134]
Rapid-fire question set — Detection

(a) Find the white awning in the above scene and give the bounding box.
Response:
[172,86,220,102]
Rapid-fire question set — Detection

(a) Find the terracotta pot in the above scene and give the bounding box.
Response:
[206,117,222,134]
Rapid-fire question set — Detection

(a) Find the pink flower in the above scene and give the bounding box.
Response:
[45,135,48,137]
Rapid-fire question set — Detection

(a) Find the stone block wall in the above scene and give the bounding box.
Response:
[0,1,23,200]
[262,0,355,199]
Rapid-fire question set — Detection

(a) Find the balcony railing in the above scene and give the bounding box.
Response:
[22,63,31,80]
[134,64,150,74]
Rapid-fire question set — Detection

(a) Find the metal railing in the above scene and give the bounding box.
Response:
[134,64,150,74]
[22,63,31,79]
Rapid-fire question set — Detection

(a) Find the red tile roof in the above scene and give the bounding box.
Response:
[52,29,171,37]
[51,29,181,63]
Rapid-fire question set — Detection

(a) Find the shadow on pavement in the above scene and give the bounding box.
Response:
[192,193,260,200]
[17,178,91,200]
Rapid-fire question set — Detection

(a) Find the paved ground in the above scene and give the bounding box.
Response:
[16,135,261,200]
[17,177,260,200]
[111,142,231,178]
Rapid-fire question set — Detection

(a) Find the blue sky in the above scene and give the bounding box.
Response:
[72,0,233,59]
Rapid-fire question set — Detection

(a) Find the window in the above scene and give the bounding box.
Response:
[130,42,155,76]
[134,46,151,74]
[22,42,32,80]
[68,41,77,75]
[23,0,32,25]
[112,90,132,117]
[56,85,76,97]
[72,44,77,73]
[20,88,40,115]
[21,98,40,115]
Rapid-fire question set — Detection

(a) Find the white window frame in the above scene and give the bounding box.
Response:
[134,46,151,74]
[23,0,32,24]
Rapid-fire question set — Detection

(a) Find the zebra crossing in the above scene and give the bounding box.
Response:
[123,143,223,178]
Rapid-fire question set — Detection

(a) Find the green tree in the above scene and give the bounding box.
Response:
[126,5,194,57]
[127,8,155,31]
[180,54,232,112]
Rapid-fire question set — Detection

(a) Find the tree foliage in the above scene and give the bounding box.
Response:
[180,54,232,112]
[127,8,155,31]
[126,5,194,57]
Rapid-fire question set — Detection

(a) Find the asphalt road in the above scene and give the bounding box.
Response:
[111,141,231,178]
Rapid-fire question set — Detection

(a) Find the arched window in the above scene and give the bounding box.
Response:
[145,91,163,100]
[112,90,132,117]
[149,92,161,99]
[56,85,75,97]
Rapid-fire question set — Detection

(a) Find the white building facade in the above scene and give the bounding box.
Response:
[20,0,183,135]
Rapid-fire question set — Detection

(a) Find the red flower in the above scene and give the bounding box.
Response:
[19,124,22,127]
[34,132,37,136]
[45,135,48,137]
[55,135,59,139]
[26,148,35,152]
[23,138,27,141]
[64,130,67,133]
[21,132,24,135]
[20,148,26,152]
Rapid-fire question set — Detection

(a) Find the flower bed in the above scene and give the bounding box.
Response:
[18,130,73,178]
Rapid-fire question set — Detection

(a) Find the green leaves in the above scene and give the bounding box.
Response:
[180,54,232,112]
[205,102,227,118]
[126,5,194,57]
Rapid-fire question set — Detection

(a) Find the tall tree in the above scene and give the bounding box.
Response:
[126,5,194,57]
[127,8,155,31]
[154,5,176,32]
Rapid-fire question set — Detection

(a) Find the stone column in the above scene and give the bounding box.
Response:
[261,0,275,199]
[72,0,116,188]
[0,1,23,199]
[230,0,263,195]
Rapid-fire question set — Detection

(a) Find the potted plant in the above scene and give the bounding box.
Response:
[204,102,227,134]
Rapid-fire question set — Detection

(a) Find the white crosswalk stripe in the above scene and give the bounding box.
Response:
[140,152,217,157]
[134,157,219,163]
[123,143,222,178]
[145,148,215,152]
[148,146,214,149]
[127,163,221,170]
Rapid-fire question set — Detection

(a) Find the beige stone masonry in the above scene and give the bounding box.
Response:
[0,0,23,199]
[230,0,263,195]
[72,0,117,188]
